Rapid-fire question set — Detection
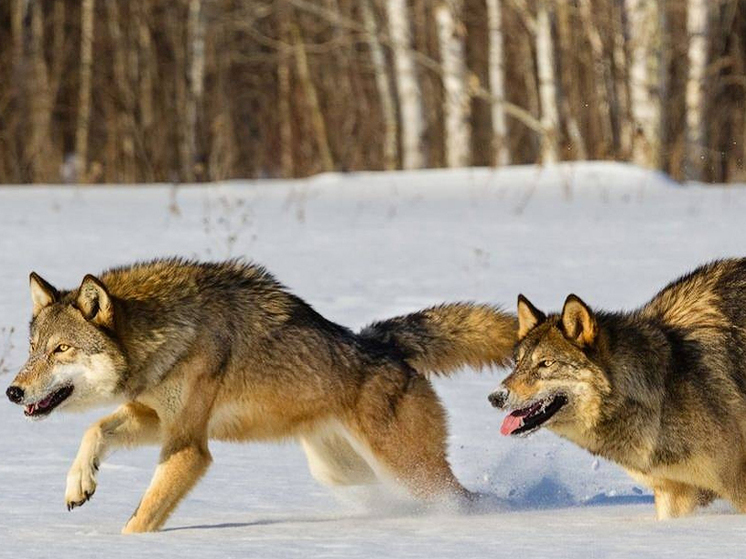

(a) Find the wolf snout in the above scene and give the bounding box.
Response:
[488,388,509,409]
[6,385,24,404]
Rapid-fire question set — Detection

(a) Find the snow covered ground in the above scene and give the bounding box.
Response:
[1,162,745,557]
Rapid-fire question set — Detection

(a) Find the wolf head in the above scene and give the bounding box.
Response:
[489,294,611,440]
[5,273,127,419]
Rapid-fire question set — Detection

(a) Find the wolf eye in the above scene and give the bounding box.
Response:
[54,344,70,353]
[539,359,555,368]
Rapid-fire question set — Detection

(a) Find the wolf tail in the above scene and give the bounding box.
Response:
[359,303,517,376]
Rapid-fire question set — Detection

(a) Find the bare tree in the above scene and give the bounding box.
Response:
[277,1,294,178]
[486,0,509,165]
[386,0,425,169]
[578,0,613,156]
[1,0,744,184]
[107,1,136,182]
[362,0,398,170]
[28,0,55,182]
[75,0,96,182]
[188,0,206,179]
[626,0,662,168]
[612,0,632,158]
[685,0,708,180]
[134,1,154,182]
[536,0,559,163]
[292,24,334,173]
[555,0,587,160]
[436,0,471,167]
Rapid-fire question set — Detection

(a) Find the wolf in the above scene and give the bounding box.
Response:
[489,258,746,519]
[6,258,516,533]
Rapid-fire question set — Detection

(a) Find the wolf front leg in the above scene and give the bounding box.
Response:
[66,402,160,510]
[121,373,218,534]
[121,438,212,533]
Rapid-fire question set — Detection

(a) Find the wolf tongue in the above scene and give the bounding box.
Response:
[500,414,524,436]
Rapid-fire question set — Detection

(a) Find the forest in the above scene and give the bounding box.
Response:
[0,0,744,184]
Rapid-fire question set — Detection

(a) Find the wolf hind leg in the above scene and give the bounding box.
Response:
[66,402,160,510]
[653,481,700,520]
[348,371,471,503]
[300,428,378,487]
[719,461,746,514]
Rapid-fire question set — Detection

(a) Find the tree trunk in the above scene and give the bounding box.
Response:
[134,2,154,182]
[385,0,424,169]
[28,0,55,182]
[276,1,293,178]
[536,0,559,164]
[685,0,708,180]
[612,0,632,159]
[486,0,509,165]
[107,0,136,182]
[436,0,471,168]
[626,0,661,168]
[187,0,205,180]
[578,0,613,157]
[555,0,587,160]
[362,0,398,170]
[75,0,96,182]
[292,25,334,173]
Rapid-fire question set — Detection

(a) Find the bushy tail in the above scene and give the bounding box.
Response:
[359,303,517,376]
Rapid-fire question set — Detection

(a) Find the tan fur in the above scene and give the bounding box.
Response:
[9,259,517,532]
[408,305,516,375]
[517,295,544,341]
[638,261,733,331]
[493,260,746,519]
[561,295,597,346]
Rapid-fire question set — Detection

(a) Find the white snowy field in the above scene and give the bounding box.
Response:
[1,162,745,558]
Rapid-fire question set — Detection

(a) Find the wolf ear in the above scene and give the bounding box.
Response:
[517,294,546,340]
[561,294,598,346]
[30,272,59,318]
[77,275,114,329]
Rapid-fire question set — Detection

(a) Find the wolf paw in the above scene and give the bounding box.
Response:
[65,457,99,510]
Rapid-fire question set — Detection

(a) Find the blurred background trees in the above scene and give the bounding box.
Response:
[0,0,744,184]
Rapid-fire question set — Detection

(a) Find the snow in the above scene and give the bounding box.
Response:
[0,162,744,557]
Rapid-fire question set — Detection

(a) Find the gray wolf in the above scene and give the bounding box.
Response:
[6,258,516,532]
[489,258,746,519]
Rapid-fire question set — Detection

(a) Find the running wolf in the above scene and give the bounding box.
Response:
[6,258,516,533]
[489,258,746,519]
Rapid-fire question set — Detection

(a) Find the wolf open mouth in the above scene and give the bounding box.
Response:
[500,394,567,436]
[24,385,74,418]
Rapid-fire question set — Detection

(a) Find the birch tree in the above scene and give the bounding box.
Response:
[686,0,708,180]
[486,0,509,165]
[362,0,398,170]
[626,0,661,168]
[385,0,424,169]
[187,0,205,179]
[612,0,632,158]
[536,0,559,163]
[277,1,293,178]
[436,0,471,168]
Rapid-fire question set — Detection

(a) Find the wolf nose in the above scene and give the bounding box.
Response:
[6,385,24,404]
[488,389,508,409]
